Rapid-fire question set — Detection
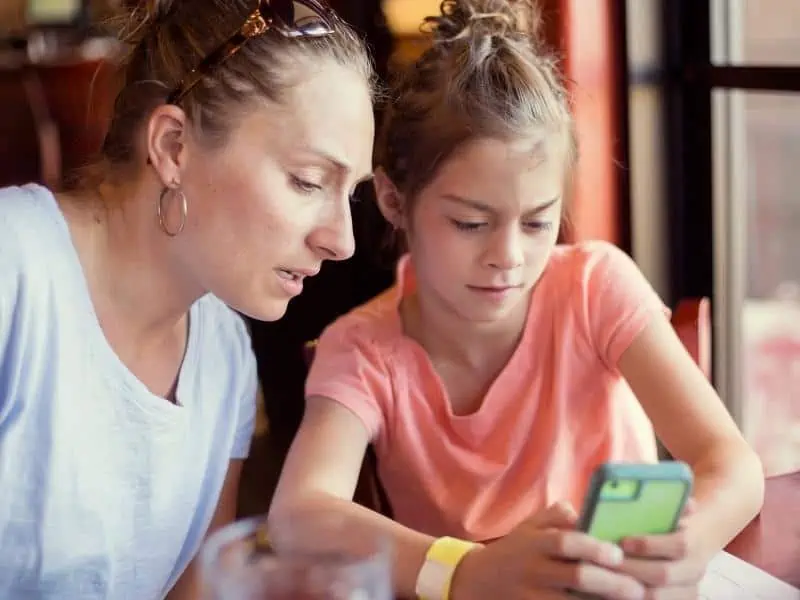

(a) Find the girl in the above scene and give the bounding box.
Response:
[0,0,375,597]
[270,0,763,598]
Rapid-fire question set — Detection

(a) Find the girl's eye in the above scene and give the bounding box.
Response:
[290,175,322,194]
[450,219,486,232]
[524,221,553,232]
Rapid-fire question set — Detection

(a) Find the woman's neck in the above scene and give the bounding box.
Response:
[58,181,201,348]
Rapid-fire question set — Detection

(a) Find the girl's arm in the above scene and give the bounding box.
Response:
[268,395,436,599]
[618,313,764,558]
[269,396,644,600]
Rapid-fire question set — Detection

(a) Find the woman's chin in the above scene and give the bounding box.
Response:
[224,294,290,323]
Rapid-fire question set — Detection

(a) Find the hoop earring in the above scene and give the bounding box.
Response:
[157,186,188,237]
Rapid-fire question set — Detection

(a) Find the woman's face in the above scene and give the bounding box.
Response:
[169,61,374,321]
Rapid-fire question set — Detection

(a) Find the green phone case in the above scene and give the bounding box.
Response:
[577,461,693,543]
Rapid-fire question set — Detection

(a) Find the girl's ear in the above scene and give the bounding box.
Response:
[373,167,409,230]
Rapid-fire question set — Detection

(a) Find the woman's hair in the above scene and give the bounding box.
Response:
[376,0,575,205]
[95,0,373,173]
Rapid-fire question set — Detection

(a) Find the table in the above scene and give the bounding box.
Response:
[725,470,800,588]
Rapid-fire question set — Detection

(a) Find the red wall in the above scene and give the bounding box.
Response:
[542,0,622,245]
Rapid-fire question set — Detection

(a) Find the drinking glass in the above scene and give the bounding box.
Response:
[200,513,393,600]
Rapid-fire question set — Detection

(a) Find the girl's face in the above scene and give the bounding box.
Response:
[387,134,567,326]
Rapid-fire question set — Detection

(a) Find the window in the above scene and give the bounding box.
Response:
[640,0,800,476]
[713,0,800,66]
[710,1,800,476]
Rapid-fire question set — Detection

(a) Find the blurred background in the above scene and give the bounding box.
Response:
[1,0,798,504]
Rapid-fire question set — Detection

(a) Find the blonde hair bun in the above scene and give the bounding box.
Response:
[422,0,541,45]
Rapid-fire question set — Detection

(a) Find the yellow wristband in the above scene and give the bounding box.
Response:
[415,536,479,600]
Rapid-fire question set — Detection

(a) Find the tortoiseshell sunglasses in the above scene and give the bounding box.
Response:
[166,0,340,105]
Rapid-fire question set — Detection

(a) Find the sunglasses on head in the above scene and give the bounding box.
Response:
[166,0,340,105]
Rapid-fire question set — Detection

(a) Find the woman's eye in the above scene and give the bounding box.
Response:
[290,175,322,194]
[450,219,486,232]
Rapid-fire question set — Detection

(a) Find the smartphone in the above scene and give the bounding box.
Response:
[577,461,693,543]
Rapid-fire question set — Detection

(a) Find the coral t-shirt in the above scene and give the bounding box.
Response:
[306,241,666,542]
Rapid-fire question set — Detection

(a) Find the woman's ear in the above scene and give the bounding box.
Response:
[146,104,190,186]
[373,167,408,230]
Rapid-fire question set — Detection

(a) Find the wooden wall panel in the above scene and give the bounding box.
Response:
[0,56,116,189]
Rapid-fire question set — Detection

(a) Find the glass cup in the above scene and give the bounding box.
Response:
[199,513,393,600]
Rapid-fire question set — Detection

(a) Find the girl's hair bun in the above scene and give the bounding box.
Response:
[422,0,540,45]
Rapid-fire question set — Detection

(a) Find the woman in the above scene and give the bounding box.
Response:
[0,0,375,598]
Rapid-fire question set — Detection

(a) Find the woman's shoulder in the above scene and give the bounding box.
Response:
[0,183,65,232]
[0,184,80,308]
[0,184,72,272]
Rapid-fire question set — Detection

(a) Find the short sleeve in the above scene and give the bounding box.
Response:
[0,242,17,368]
[576,242,670,369]
[305,320,389,441]
[0,270,18,425]
[230,330,258,460]
[0,206,23,426]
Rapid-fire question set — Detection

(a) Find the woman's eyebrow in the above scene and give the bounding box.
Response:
[303,146,372,183]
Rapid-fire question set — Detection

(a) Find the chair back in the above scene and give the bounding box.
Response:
[670,297,712,379]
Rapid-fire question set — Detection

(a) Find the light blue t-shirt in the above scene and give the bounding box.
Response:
[0,185,258,599]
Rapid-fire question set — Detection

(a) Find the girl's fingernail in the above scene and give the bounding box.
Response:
[607,544,624,564]
[622,538,638,553]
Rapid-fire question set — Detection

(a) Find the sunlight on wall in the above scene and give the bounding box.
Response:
[383,0,440,35]
[27,0,82,24]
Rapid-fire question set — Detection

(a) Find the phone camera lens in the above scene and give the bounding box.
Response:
[609,479,619,489]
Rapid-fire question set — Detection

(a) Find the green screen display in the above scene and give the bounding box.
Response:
[585,479,689,543]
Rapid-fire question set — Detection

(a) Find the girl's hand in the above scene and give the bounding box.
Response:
[450,502,646,600]
[615,499,709,599]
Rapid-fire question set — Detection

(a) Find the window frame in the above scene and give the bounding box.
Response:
[650,0,800,420]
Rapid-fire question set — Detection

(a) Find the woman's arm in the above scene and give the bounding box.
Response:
[269,395,436,599]
[166,460,243,600]
[618,314,764,558]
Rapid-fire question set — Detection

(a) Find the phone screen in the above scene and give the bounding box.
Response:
[581,476,690,543]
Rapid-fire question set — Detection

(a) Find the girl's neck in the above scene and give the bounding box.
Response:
[400,284,530,371]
